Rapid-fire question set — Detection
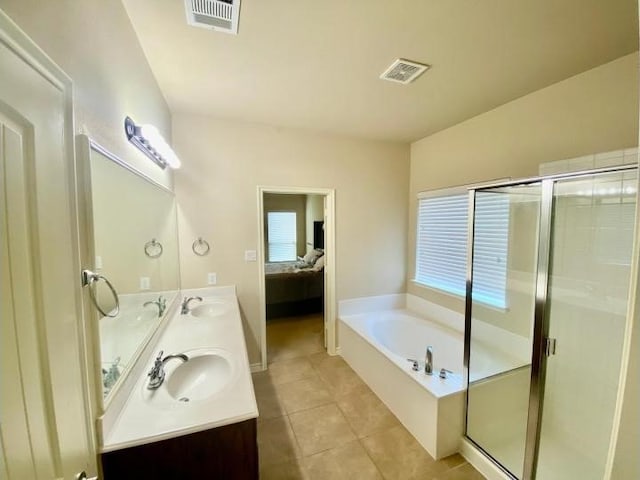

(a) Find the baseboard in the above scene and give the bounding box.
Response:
[250,362,265,373]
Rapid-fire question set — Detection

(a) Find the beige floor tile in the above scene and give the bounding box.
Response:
[257,416,301,468]
[336,390,400,438]
[288,403,357,456]
[361,425,463,480]
[255,386,287,420]
[276,375,334,413]
[260,459,310,480]
[308,351,349,370]
[269,338,324,363]
[267,357,316,385]
[252,370,272,391]
[317,363,371,398]
[304,441,383,480]
[433,462,485,480]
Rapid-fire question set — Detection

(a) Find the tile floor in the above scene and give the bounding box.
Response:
[252,313,485,480]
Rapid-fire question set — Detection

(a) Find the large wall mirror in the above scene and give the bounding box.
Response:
[78,135,180,406]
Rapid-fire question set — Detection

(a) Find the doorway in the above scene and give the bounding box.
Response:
[257,187,336,370]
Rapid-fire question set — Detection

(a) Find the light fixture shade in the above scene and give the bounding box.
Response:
[124,117,181,169]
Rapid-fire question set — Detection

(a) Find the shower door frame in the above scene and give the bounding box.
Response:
[463,163,639,480]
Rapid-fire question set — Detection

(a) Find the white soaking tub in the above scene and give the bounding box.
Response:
[340,308,466,460]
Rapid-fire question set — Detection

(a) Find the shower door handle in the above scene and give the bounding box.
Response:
[544,337,557,356]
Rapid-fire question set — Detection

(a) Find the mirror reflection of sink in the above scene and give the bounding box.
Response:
[166,351,233,402]
[190,302,228,318]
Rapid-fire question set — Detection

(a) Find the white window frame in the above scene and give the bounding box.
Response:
[414,187,509,309]
[267,210,297,262]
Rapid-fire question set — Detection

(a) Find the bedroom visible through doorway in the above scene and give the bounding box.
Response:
[257,187,336,370]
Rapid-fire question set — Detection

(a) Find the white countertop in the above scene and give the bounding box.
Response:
[100,286,258,453]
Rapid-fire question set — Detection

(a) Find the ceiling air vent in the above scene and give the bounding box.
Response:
[184,0,241,35]
[380,58,430,84]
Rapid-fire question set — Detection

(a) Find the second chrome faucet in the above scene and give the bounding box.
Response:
[181,296,203,314]
[147,350,189,389]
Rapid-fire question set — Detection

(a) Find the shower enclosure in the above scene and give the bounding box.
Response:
[464,165,638,480]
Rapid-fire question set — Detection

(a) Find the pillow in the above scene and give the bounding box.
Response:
[302,248,323,266]
[312,254,325,271]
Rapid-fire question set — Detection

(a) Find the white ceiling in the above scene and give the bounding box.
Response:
[122,0,638,143]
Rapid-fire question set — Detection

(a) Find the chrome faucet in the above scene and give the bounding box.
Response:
[181,296,203,314]
[144,295,167,317]
[147,350,189,390]
[102,356,121,390]
[439,368,453,379]
[425,346,433,375]
[407,358,419,371]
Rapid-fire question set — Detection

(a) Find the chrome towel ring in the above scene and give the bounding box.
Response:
[192,237,210,256]
[81,269,120,318]
[144,238,163,258]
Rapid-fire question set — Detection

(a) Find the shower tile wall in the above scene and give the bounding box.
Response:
[538,171,637,479]
[538,147,638,176]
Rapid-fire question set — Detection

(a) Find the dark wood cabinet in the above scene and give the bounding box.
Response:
[101,418,258,479]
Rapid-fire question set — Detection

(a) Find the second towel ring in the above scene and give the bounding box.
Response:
[192,237,211,256]
[81,269,120,318]
[144,238,163,258]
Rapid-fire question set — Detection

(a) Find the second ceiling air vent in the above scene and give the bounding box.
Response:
[184,0,241,35]
[380,58,430,84]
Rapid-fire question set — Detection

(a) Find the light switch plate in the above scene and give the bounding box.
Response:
[207,272,217,285]
[95,255,103,269]
[140,277,150,290]
[244,250,257,262]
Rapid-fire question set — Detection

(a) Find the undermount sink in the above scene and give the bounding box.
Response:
[166,350,233,402]
[190,302,228,318]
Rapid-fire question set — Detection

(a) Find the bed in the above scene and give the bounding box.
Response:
[265,253,324,320]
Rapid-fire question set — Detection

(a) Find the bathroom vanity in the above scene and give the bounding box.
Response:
[101,419,257,478]
[98,287,259,479]
[78,138,258,478]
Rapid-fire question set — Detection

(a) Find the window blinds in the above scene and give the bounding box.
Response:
[267,211,297,262]
[415,192,509,309]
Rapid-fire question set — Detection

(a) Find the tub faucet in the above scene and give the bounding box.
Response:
[147,350,189,389]
[407,358,419,371]
[181,296,203,314]
[425,346,433,375]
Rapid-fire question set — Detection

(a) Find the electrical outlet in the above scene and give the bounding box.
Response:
[207,272,217,285]
[244,250,257,262]
[140,277,151,290]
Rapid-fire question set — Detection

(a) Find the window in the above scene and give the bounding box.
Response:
[415,191,509,309]
[267,211,297,262]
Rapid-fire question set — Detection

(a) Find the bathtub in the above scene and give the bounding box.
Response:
[340,308,466,459]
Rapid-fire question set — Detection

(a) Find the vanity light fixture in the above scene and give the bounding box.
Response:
[124,116,181,169]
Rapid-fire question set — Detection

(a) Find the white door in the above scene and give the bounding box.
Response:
[0,13,95,480]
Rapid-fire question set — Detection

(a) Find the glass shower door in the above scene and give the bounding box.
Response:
[535,169,638,479]
[466,183,542,479]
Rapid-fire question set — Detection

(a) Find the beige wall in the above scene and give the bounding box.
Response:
[0,0,173,188]
[408,52,639,310]
[173,113,409,363]
[263,193,307,258]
